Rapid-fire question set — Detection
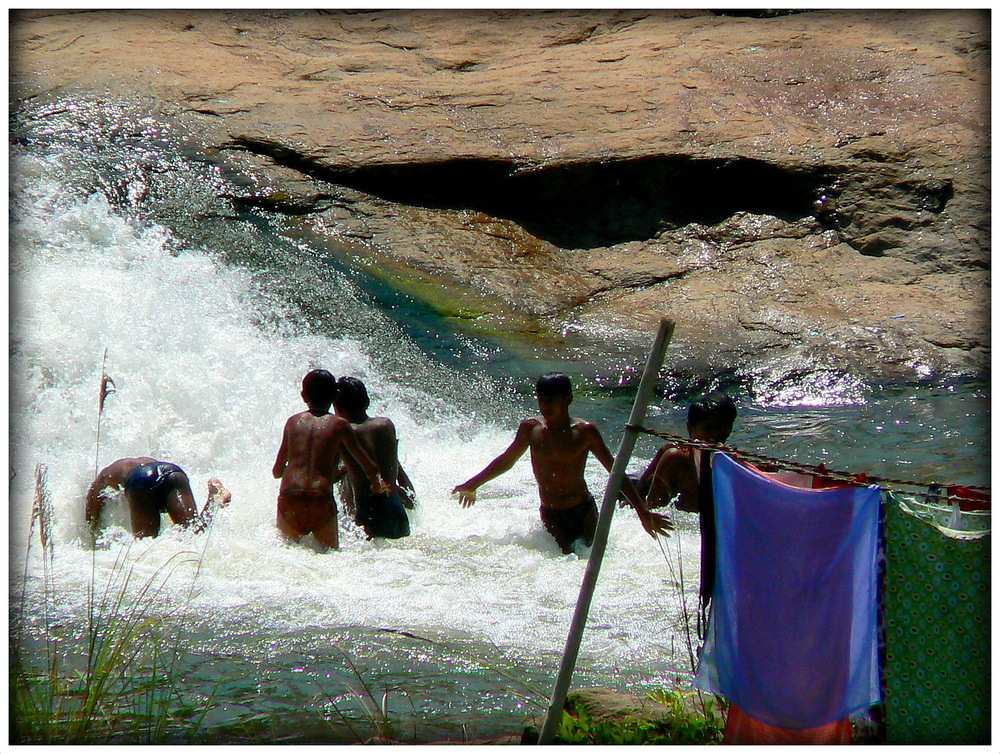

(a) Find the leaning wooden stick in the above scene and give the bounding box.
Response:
[538,317,676,744]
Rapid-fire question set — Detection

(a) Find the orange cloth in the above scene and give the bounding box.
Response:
[723,704,852,745]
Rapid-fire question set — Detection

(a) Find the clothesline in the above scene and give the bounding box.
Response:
[626,425,990,505]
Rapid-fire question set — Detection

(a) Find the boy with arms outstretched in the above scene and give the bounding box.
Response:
[453,373,672,554]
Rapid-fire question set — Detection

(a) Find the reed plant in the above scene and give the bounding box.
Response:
[655,516,722,717]
[11,464,214,744]
[316,647,412,742]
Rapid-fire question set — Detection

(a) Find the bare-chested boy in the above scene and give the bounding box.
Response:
[86,457,230,540]
[453,373,673,554]
[334,376,413,540]
[639,391,736,607]
[639,391,737,511]
[272,369,388,551]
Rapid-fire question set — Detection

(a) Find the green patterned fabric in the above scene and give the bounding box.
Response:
[883,492,990,744]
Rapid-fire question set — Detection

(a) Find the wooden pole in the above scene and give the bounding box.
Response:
[537,317,675,744]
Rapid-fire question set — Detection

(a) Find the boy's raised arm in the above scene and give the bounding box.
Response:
[453,420,533,507]
[587,424,674,539]
[188,479,232,534]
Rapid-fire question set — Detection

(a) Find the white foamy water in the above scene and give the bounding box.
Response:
[10,148,704,686]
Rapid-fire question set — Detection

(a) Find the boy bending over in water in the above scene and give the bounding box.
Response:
[453,373,673,554]
[272,369,388,552]
[86,458,230,540]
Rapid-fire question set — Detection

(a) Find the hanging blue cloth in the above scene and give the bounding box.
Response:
[693,452,882,729]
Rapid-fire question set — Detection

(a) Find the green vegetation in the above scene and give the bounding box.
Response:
[545,512,727,745]
[11,465,214,744]
[292,222,566,348]
[357,256,491,322]
[11,547,212,743]
[554,688,724,745]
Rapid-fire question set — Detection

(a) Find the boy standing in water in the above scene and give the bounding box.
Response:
[272,369,387,552]
[86,457,230,540]
[453,373,672,554]
[639,391,737,607]
[333,376,414,540]
[639,391,737,511]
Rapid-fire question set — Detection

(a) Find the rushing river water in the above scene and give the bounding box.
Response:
[9,100,989,743]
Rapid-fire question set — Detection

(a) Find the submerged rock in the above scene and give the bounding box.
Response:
[10,8,989,382]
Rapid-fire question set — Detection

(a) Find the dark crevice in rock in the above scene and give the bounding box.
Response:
[709,9,814,19]
[230,136,832,249]
[229,192,338,215]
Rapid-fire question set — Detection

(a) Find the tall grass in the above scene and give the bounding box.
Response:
[317,647,412,742]
[656,526,701,675]
[11,464,213,744]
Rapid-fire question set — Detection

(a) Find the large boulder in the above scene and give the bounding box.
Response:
[10,9,988,382]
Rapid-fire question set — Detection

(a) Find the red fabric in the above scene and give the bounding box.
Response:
[723,703,852,745]
[947,485,990,512]
[811,463,867,490]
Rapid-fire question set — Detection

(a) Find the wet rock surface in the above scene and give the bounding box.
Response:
[11,9,989,382]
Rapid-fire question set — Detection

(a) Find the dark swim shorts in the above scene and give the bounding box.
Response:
[278,489,337,535]
[539,494,599,554]
[355,491,410,539]
[124,462,184,493]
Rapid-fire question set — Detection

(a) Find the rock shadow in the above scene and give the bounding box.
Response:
[234,138,831,249]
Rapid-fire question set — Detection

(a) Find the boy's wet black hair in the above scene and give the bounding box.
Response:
[336,376,371,414]
[302,369,337,407]
[535,372,573,398]
[688,391,737,426]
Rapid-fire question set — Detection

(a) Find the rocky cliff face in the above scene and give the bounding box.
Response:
[11,9,989,383]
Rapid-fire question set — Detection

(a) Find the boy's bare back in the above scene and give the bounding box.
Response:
[346,417,399,494]
[273,410,353,493]
[646,446,700,511]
